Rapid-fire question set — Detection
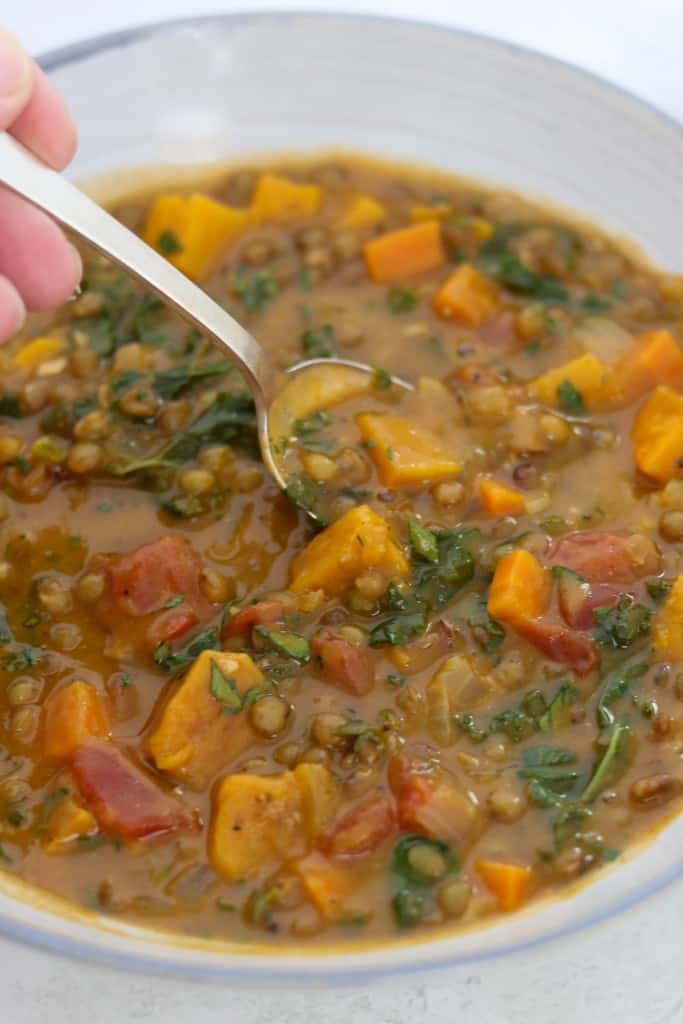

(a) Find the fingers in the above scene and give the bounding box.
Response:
[10,65,77,169]
[0,29,32,131]
[0,275,26,343]
[0,188,82,311]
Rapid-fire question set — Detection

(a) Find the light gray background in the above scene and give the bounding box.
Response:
[3,2,683,1022]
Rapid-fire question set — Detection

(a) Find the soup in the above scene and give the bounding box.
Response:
[0,155,682,944]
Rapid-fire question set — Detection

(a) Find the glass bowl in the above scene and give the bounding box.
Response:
[1,10,682,982]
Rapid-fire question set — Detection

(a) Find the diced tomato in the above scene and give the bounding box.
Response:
[71,741,197,841]
[310,630,375,696]
[147,605,199,647]
[517,619,598,676]
[108,535,204,615]
[318,793,396,859]
[221,599,285,639]
[549,531,660,584]
[558,578,624,630]
[388,755,482,846]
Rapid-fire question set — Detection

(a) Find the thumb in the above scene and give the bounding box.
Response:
[0,30,32,132]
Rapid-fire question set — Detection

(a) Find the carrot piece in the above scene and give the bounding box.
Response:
[476,859,533,911]
[363,220,446,282]
[609,329,683,404]
[487,550,550,628]
[478,477,526,517]
[43,681,110,760]
[630,385,683,482]
[432,264,498,325]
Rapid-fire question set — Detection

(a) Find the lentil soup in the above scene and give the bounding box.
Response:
[0,155,682,945]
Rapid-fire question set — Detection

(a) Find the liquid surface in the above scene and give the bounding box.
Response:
[0,155,681,946]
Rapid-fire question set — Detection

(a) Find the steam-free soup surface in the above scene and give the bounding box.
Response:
[0,155,682,944]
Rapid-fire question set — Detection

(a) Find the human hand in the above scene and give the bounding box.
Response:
[0,29,82,342]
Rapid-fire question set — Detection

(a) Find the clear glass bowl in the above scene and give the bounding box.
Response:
[1,11,681,982]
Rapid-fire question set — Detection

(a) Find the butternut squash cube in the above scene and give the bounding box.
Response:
[432,264,498,325]
[339,194,386,229]
[290,504,408,596]
[363,220,446,282]
[631,385,683,483]
[14,335,64,370]
[478,477,526,517]
[250,173,321,221]
[487,550,550,628]
[653,575,683,660]
[532,353,607,409]
[608,329,683,405]
[293,852,358,921]
[43,681,110,760]
[142,192,249,281]
[147,650,264,789]
[209,771,305,882]
[294,762,341,839]
[355,412,460,487]
[42,796,98,854]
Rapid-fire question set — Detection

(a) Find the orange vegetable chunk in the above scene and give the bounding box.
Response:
[609,329,683,404]
[630,385,683,483]
[432,264,498,325]
[355,412,460,487]
[147,650,264,789]
[251,173,321,221]
[476,859,533,911]
[487,550,550,628]
[294,852,359,921]
[290,504,408,596]
[43,681,110,760]
[363,220,446,282]
[478,477,526,517]
[142,192,249,281]
[652,575,683,660]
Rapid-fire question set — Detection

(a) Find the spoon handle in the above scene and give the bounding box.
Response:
[0,133,274,404]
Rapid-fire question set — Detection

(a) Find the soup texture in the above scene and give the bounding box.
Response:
[0,156,682,945]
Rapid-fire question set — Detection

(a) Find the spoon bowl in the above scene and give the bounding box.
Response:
[0,133,411,519]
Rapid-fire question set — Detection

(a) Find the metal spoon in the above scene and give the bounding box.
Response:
[0,133,410,512]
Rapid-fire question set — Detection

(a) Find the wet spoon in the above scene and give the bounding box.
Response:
[0,133,411,516]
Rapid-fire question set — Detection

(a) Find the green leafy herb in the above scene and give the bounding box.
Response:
[301,324,337,359]
[3,645,42,672]
[0,608,13,645]
[372,366,392,390]
[539,680,580,731]
[392,888,425,928]
[255,628,310,662]
[0,844,11,864]
[581,723,633,803]
[153,626,218,673]
[412,529,476,609]
[157,230,183,255]
[7,809,24,827]
[285,475,324,519]
[38,787,69,827]
[209,662,242,715]
[407,520,439,563]
[594,596,651,649]
[392,835,458,886]
[482,251,569,302]
[77,834,107,851]
[162,594,185,610]
[369,609,426,647]
[467,600,506,654]
[41,396,97,436]
[596,659,648,728]
[456,688,548,745]
[646,579,671,604]
[557,380,586,415]
[233,267,279,313]
[296,266,312,290]
[386,672,406,688]
[152,361,234,401]
[387,286,417,314]
[0,394,23,418]
[518,746,580,801]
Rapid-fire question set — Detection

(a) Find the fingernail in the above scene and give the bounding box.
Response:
[0,279,26,343]
[0,30,32,128]
[67,242,83,291]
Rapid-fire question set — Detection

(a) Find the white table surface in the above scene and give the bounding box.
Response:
[3,2,683,1021]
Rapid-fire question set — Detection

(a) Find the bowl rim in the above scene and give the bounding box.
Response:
[7,8,681,981]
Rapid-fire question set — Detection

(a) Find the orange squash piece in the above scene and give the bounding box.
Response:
[630,385,683,483]
[487,550,550,628]
[432,264,499,325]
[250,173,321,221]
[147,650,264,789]
[532,353,607,409]
[142,192,249,281]
[478,477,526,517]
[609,329,683,405]
[290,504,408,596]
[355,412,460,487]
[363,220,446,282]
[43,681,110,760]
[652,575,683,660]
[476,859,534,911]
[339,194,386,229]
[294,852,358,921]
